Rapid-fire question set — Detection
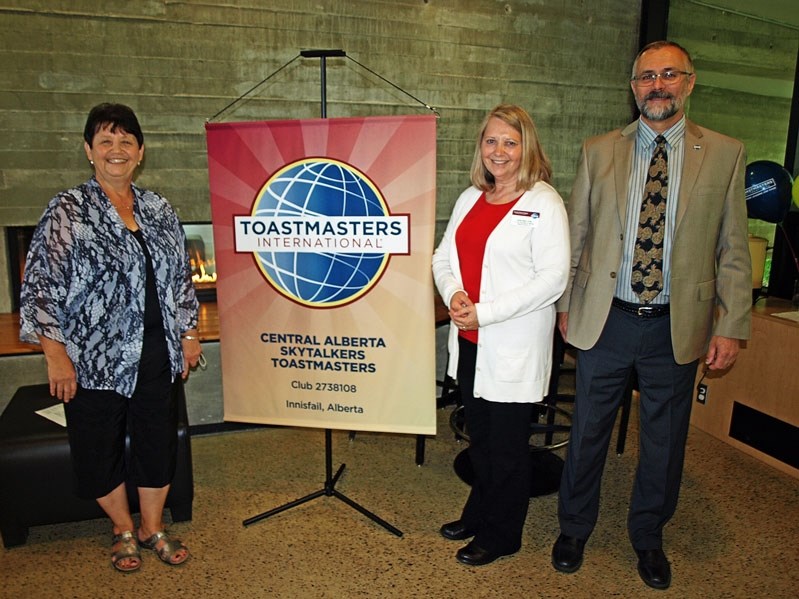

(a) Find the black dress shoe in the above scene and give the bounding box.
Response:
[439,520,475,541]
[636,548,671,590]
[455,541,513,566]
[551,534,586,573]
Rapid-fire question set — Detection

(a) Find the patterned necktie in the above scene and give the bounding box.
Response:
[631,135,668,303]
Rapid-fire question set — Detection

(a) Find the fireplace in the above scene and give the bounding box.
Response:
[6,227,33,313]
[6,223,217,311]
[183,223,217,302]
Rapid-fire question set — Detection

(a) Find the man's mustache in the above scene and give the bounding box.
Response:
[645,91,674,101]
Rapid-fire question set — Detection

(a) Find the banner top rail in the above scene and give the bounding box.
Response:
[206,49,439,123]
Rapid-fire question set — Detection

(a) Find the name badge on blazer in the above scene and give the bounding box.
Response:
[511,210,539,227]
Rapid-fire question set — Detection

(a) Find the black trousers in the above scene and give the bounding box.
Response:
[557,305,698,550]
[65,332,177,500]
[457,337,533,554]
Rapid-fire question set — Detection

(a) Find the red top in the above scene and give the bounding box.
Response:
[455,193,520,343]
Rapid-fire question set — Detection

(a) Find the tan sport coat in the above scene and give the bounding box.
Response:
[555,119,752,364]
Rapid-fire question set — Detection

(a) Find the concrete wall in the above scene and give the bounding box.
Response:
[671,0,796,163]
[0,0,642,422]
[0,1,641,223]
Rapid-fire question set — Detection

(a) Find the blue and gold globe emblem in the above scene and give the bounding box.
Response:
[243,158,404,308]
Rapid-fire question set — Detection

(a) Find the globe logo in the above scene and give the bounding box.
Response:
[249,158,396,308]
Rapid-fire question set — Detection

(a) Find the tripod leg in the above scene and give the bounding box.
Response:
[328,463,346,491]
[333,490,403,537]
[243,488,326,527]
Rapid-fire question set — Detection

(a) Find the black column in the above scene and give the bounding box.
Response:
[639,0,670,48]
[769,41,799,299]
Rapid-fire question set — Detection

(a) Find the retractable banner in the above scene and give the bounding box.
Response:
[206,115,437,434]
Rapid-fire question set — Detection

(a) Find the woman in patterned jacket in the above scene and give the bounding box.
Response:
[20,103,201,572]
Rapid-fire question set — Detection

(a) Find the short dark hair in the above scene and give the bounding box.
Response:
[632,41,694,77]
[83,103,144,147]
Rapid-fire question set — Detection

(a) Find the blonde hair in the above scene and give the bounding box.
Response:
[469,103,552,192]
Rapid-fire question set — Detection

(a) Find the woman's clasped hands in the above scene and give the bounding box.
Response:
[449,291,478,331]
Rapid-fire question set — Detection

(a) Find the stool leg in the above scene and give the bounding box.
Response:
[437,374,459,409]
[1,522,30,548]
[544,328,568,446]
[415,435,425,466]
[169,503,193,522]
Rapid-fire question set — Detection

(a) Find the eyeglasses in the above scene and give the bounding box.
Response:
[631,70,694,86]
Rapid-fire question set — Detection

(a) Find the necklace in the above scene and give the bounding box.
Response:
[110,197,134,212]
[98,180,135,213]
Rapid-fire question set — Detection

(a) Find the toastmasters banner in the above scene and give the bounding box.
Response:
[206,115,436,434]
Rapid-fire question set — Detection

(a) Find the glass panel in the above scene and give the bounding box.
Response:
[184,223,217,285]
[669,0,798,290]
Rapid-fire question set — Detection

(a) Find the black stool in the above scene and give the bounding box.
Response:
[0,383,194,548]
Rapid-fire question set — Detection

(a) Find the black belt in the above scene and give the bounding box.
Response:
[612,297,670,318]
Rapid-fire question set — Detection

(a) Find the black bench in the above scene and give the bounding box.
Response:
[0,383,193,548]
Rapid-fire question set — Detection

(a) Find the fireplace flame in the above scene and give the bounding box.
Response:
[190,256,217,284]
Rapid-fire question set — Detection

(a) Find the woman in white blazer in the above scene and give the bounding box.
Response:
[432,104,569,566]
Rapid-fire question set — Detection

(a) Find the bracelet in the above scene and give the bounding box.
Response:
[181,335,199,340]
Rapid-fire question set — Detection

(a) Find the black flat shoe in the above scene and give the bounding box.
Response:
[439,520,475,541]
[551,534,585,573]
[636,548,671,590]
[455,541,514,566]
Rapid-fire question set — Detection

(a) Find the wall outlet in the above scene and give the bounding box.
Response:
[696,383,708,404]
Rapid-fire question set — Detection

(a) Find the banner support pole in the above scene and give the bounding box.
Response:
[242,49,403,537]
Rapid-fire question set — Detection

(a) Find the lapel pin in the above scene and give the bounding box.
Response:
[693,145,702,150]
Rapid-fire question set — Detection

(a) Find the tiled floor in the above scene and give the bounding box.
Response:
[1,399,797,598]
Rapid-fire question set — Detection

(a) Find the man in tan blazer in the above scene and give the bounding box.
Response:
[551,41,752,590]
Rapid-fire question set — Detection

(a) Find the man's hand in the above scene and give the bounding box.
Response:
[705,335,740,371]
[557,312,568,341]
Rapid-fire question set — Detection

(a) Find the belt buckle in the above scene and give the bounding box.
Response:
[637,305,654,317]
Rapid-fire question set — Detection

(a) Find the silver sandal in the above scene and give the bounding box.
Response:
[138,530,189,565]
[111,531,142,572]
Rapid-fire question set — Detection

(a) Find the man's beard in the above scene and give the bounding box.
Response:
[638,90,681,121]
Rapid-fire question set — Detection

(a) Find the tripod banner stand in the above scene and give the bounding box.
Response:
[206,51,436,535]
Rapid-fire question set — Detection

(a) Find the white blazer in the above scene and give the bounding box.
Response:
[432,183,570,403]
